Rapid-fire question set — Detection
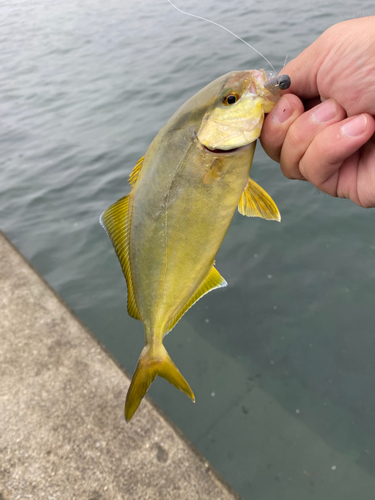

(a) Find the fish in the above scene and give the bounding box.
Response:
[100,69,285,421]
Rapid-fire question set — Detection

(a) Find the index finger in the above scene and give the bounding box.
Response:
[279,44,322,101]
[260,93,305,163]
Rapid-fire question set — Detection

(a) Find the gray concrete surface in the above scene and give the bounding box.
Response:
[0,231,241,500]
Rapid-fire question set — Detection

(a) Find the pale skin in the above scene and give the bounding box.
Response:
[260,16,375,208]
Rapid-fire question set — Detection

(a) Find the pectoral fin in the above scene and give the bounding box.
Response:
[238,178,281,221]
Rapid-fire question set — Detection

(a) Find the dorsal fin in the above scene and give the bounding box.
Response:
[128,156,144,188]
[238,178,281,221]
[165,265,227,334]
[100,195,141,320]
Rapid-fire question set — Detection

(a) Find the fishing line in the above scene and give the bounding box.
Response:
[167,0,277,73]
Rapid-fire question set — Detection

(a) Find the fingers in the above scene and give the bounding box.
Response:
[298,113,375,198]
[260,94,304,164]
[261,94,375,207]
[261,95,346,179]
[262,97,347,179]
[262,95,375,206]
[259,17,375,208]
[279,98,347,180]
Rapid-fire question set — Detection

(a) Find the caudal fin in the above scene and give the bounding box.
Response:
[125,344,195,422]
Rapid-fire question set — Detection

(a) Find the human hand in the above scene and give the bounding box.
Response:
[261,16,375,208]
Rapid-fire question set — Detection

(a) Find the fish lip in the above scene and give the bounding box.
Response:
[202,143,251,155]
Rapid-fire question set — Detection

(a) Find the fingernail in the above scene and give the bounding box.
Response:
[312,99,337,123]
[341,114,367,137]
[273,96,292,124]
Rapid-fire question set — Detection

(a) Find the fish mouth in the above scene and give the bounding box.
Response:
[203,143,250,155]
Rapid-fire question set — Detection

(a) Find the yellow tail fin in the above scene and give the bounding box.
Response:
[125,344,195,422]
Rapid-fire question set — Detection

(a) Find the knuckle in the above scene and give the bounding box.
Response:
[259,136,281,163]
[279,157,303,180]
[286,125,305,152]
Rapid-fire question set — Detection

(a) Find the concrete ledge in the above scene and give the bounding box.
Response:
[0,231,241,500]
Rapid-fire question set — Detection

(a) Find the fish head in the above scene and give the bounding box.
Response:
[197,70,280,152]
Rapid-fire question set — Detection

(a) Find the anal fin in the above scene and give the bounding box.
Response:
[165,266,227,333]
[238,178,281,221]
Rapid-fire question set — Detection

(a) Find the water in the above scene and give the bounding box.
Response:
[1,1,375,498]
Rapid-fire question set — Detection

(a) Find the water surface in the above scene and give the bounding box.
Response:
[1,1,375,498]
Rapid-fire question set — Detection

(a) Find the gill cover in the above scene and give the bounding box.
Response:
[197,70,278,151]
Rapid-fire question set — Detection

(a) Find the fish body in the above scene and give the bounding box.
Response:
[101,69,281,421]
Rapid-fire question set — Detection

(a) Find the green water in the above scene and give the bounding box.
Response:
[1,1,375,498]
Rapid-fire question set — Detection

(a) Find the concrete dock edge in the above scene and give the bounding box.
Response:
[0,231,241,500]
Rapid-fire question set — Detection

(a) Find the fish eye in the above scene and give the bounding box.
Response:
[223,93,239,105]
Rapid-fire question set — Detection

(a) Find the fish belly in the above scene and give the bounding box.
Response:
[129,145,253,337]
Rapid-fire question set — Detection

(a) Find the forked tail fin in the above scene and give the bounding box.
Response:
[125,343,195,422]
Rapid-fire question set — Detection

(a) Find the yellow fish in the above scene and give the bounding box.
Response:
[101,69,286,421]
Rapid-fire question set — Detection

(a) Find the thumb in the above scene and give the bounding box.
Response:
[280,40,323,100]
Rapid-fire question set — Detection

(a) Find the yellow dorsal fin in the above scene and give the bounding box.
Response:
[238,178,281,221]
[165,266,227,334]
[128,156,144,188]
[100,195,141,320]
